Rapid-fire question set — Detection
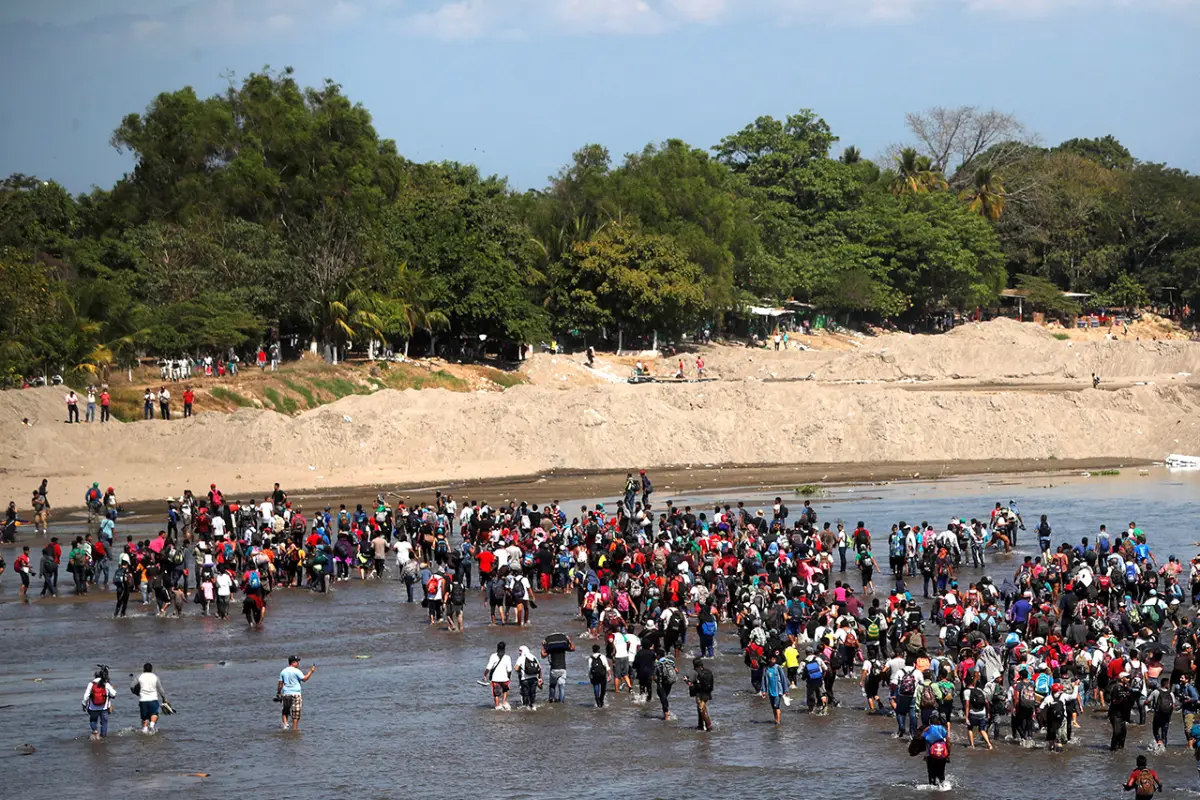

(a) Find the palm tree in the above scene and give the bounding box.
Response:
[891,148,948,195]
[840,146,861,165]
[960,168,1006,221]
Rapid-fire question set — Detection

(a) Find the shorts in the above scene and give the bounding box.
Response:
[20,572,30,588]
[968,711,987,731]
[139,700,160,721]
[447,603,463,617]
[491,681,510,697]
[769,693,782,710]
[282,694,303,721]
[615,660,630,679]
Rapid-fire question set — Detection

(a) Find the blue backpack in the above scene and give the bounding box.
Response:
[248,570,261,590]
[805,659,824,681]
[700,620,717,637]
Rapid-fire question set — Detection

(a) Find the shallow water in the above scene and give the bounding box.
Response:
[3,468,1200,799]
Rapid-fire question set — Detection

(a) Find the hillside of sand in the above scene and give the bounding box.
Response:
[812,318,1200,383]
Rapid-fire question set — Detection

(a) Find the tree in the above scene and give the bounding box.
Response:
[1015,273,1080,319]
[551,223,708,344]
[891,149,947,195]
[904,106,1031,188]
[1094,272,1150,309]
[840,146,862,165]
[961,168,1006,221]
[1056,136,1135,171]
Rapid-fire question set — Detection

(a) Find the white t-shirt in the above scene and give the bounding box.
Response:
[133,672,163,702]
[211,517,226,538]
[485,653,513,683]
[215,573,235,597]
[612,632,630,659]
[393,540,413,565]
[260,502,274,523]
[624,633,641,663]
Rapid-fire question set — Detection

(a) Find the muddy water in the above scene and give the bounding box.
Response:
[3,468,1200,799]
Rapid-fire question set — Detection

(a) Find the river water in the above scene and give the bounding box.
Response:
[3,467,1200,799]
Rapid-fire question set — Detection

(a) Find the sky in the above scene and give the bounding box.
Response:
[0,0,1197,194]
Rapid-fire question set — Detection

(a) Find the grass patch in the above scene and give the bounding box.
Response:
[480,366,528,389]
[280,377,317,409]
[1092,469,1121,476]
[309,377,367,400]
[379,364,469,392]
[794,485,824,496]
[1052,332,1071,340]
[263,387,299,415]
[210,386,254,408]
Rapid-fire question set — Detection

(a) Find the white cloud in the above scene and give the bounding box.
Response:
[663,0,728,23]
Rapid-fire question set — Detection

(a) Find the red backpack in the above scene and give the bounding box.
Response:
[90,681,107,707]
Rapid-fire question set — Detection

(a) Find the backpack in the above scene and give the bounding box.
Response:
[656,660,676,687]
[700,620,717,637]
[1131,675,1145,694]
[90,680,107,707]
[899,669,917,697]
[489,581,506,604]
[969,687,986,711]
[1134,769,1157,797]
[449,583,466,606]
[1046,699,1066,724]
[247,570,261,590]
[1157,689,1176,714]
[805,658,824,681]
[436,539,449,556]
[425,577,441,597]
[920,684,938,710]
[508,580,526,602]
[629,579,643,599]
[1019,682,1037,709]
[866,621,881,641]
[928,740,948,760]
[589,654,607,683]
[845,631,859,649]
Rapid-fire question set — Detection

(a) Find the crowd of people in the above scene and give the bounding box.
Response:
[3,471,1196,793]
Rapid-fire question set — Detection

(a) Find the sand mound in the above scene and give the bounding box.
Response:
[6,380,1200,505]
[815,318,1200,382]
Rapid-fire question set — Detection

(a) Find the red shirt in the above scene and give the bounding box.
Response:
[183,390,194,404]
[100,392,110,407]
[477,550,496,574]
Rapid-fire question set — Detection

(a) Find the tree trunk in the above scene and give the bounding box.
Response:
[404,339,410,358]
[617,327,623,355]
[310,338,318,353]
[652,329,658,353]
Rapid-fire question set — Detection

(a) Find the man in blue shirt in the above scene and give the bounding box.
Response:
[764,654,789,725]
[276,655,316,732]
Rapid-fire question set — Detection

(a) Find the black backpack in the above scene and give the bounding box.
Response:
[589,655,607,683]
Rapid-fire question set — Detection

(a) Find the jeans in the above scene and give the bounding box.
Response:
[549,669,566,702]
[970,542,985,568]
[895,700,917,736]
[1153,710,1171,744]
[592,680,607,707]
[657,682,672,714]
[144,404,154,420]
[699,634,715,658]
[41,573,55,596]
[93,558,109,587]
[88,709,109,736]
[86,403,96,422]
[73,570,87,594]
[839,546,848,572]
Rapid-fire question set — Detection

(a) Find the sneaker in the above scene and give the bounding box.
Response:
[281,723,290,731]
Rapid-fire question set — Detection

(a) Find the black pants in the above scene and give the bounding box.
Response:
[100,406,110,422]
[520,678,539,708]
[1110,712,1129,751]
[657,683,672,714]
[638,676,652,698]
[592,680,607,707]
[160,403,170,420]
[184,403,192,418]
[925,757,946,785]
[114,587,130,617]
[68,405,79,423]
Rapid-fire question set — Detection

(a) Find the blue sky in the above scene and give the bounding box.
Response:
[1,0,1196,194]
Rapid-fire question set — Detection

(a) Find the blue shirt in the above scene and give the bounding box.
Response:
[764,664,787,697]
[279,666,305,696]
